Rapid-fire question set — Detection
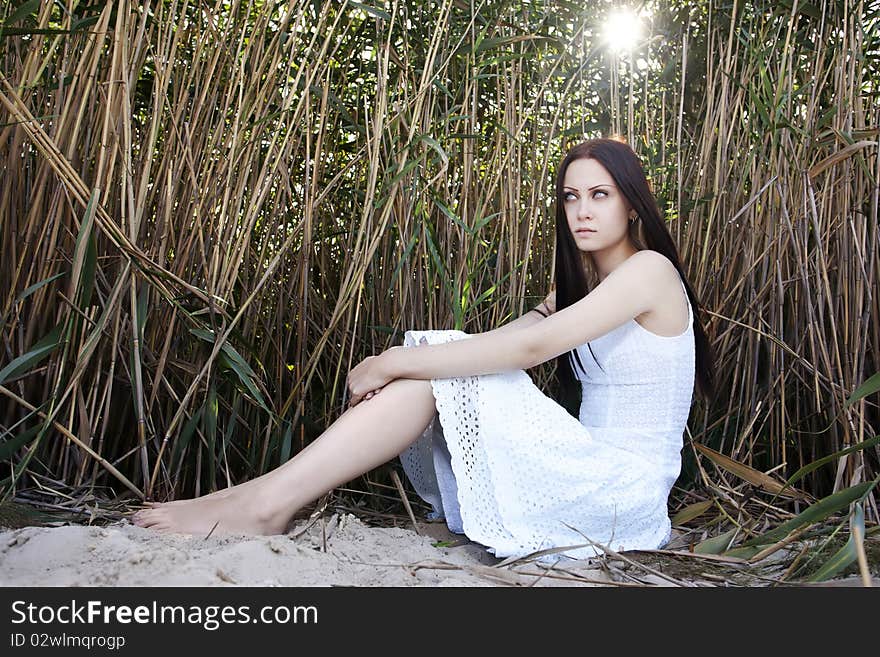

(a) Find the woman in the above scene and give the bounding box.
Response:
[133,138,715,561]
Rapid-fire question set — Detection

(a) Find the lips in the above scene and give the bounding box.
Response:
[575,229,596,234]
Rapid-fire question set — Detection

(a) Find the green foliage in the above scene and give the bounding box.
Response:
[740,479,878,548]
[0,324,63,386]
[0,0,876,520]
[805,503,865,582]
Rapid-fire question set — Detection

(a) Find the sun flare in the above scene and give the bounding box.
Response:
[604,8,641,52]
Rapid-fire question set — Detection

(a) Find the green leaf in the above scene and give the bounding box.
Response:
[205,385,218,439]
[189,328,217,344]
[779,435,880,494]
[348,1,391,21]
[69,15,99,32]
[671,500,714,526]
[432,79,455,99]
[817,105,838,128]
[386,232,419,294]
[473,211,500,232]
[460,276,471,318]
[431,192,472,235]
[383,158,420,192]
[460,34,548,56]
[845,371,880,407]
[469,264,518,310]
[481,52,532,67]
[16,272,65,303]
[220,348,266,409]
[454,22,492,56]
[309,84,362,133]
[806,534,857,582]
[4,0,41,25]
[79,229,97,310]
[204,383,218,486]
[70,190,98,311]
[136,282,149,343]
[0,324,63,385]
[693,528,738,554]
[0,423,41,462]
[190,328,269,412]
[806,504,864,582]
[171,407,202,473]
[219,352,269,412]
[422,219,448,282]
[279,421,293,464]
[471,283,497,307]
[776,0,823,20]
[721,545,762,560]
[416,134,448,166]
[69,276,128,379]
[220,397,240,474]
[452,271,463,331]
[740,480,876,548]
[0,27,71,37]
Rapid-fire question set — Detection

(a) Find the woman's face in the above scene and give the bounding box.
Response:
[562,157,635,254]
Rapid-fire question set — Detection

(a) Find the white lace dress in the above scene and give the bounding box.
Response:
[399,277,695,561]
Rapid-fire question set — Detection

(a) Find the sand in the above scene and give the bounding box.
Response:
[0,513,624,587]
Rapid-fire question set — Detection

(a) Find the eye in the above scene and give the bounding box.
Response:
[592,189,608,199]
[563,191,577,201]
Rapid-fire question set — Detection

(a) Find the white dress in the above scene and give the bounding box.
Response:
[399,277,695,561]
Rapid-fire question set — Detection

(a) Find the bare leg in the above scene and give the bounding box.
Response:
[132,378,437,536]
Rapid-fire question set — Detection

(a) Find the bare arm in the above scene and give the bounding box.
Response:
[479,291,555,338]
[379,252,672,380]
[348,291,556,406]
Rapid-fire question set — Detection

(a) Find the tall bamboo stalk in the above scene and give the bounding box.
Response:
[0,1,876,524]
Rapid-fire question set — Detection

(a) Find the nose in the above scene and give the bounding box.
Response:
[576,196,591,220]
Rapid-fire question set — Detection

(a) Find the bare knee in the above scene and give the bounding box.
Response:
[376,378,436,423]
[385,378,434,405]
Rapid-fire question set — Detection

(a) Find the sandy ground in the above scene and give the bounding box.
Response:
[0,513,627,587]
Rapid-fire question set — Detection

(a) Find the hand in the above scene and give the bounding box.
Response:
[347,352,395,408]
[543,286,556,314]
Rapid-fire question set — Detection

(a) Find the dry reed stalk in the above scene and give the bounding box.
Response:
[0,3,875,557]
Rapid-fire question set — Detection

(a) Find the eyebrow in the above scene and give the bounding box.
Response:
[562,183,616,191]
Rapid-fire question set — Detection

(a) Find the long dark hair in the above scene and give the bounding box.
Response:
[553,138,715,403]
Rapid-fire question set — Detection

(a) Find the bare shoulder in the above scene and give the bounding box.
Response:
[625,250,689,334]
[621,249,679,282]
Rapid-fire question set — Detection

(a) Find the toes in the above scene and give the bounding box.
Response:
[133,510,164,528]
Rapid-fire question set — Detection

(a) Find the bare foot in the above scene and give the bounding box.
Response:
[141,480,258,507]
[131,487,288,537]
